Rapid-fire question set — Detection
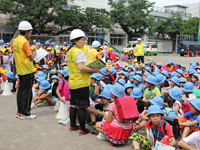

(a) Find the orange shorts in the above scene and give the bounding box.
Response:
[178,117,200,135]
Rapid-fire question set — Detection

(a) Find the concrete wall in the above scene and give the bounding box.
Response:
[186,3,200,17]
[157,40,176,53]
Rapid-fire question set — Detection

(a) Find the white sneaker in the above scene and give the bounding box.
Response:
[31,103,37,109]
[58,117,68,124]
[63,118,70,126]
[20,114,36,120]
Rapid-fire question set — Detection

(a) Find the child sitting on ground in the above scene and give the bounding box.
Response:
[95,84,133,146]
[124,83,133,97]
[132,75,143,91]
[191,73,200,89]
[129,105,176,150]
[182,82,196,102]
[90,74,100,102]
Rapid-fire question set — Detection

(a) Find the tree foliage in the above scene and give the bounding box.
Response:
[108,0,155,41]
[180,17,199,41]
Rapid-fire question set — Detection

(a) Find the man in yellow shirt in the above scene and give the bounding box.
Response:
[134,38,146,63]
[12,21,36,120]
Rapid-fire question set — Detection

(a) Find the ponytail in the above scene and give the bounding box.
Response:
[67,37,83,51]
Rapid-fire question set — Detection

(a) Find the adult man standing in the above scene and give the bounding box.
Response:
[134,38,146,63]
[13,21,36,120]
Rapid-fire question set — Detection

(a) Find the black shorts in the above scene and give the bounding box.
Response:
[70,86,90,109]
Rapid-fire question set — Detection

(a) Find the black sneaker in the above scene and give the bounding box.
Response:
[91,126,99,135]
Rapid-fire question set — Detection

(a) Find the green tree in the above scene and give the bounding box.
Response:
[108,0,155,41]
[180,17,199,41]
[0,0,68,34]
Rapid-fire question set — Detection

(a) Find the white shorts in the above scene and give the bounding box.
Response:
[183,131,200,149]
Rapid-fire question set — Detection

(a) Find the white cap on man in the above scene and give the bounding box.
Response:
[137,38,142,41]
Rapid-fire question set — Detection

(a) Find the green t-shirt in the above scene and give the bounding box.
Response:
[143,87,162,100]
[89,86,99,97]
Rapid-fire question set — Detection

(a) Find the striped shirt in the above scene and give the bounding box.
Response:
[108,103,132,129]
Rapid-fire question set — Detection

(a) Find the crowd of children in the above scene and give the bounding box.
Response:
[2,37,200,149]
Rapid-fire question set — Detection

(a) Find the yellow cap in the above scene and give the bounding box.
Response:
[31,46,36,51]
[47,47,52,51]
[129,49,134,52]
[133,59,138,63]
[3,69,8,74]
[34,68,37,72]
[124,62,128,66]
[124,51,129,54]
[51,50,54,54]
[1,48,6,53]
[114,62,118,66]
[35,64,40,68]
[116,57,119,59]
[7,48,12,52]
[148,58,152,61]
[99,46,103,50]
[48,60,54,65]
[63,66,67,69]
[140,63,144,67]
[56,50,60,54]
[99,50,104,55]
[134,63,138,66]
[50,69,56,72]
[107,47,112,52]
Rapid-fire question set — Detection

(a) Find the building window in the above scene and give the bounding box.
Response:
[110,34,125,46]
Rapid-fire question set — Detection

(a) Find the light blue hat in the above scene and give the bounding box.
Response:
[6,42,10,45]
[51,42,55,45]
[133,75,141,82]
[156,74,166,85]
[152,71,159,76]
[0,39,4,43]
[190,64,197,70]
[135,64,140,69]
[63,67,69,77]
[181,65,186,69]
[155,68,160,73]
[108,67,116,75]
[136,71,142,76]
[176,69,184,76]
[115,53,119,57]
[36,77,45,83]
[45,41,49,45]
[95,73,103,80]
[43,65,49,70]
[104,84,112,91]
[189,69,196,75]
[167,60,173,65]
[169,88,182,100]
[124,83,133,90]
[127,65,134,71]
[110,84,125,98]
[33,39,36,43]
[192,73,199,80]
[130,87,142,98]
[120,65,126,70]
[190,62,195,65]
[118,70,125,75]
[143,72,150,77]
[15,74,19,79]
[51,75,58,80]
[98,90,111,99]
[150,97,164,109]
[129,72,135,79]
[147,105,164,117]
[58,70,65,76]
[36,42,41,45]
[171,77,180,85]
[148,60,153,65]
[179,77,186,83]
[122,72,128,78]
[144,75,156,85]
[100,68,107,75]
[162,70,169,77]
[183,82,195,92]
[63,42,67,45]
[118,79,126,86]
[190,99,200,111]
[156,62,162,67]
[91,74,98,80]
[144,67,151,72]
[171,72,178,78]
[39,80,51,90]
[36,72,45,78]
[5,71,13,79]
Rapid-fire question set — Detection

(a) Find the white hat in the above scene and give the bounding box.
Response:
[18,21,33,31]
[92,41,101,48]
[70,29,85,40]
[137,38,142,41]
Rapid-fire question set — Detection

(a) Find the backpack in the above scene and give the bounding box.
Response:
[110,52,116,60]
[180,101,190,114]
[51,80,65,97]
[163,107,178,118]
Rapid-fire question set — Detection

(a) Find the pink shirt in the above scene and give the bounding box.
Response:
[108,103,132,129]
[57,80,70,101]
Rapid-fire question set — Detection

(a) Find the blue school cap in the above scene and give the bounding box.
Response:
[162,70,169,77]
[51,75,58,80]
[124,83,133,90]
[63,42,67,45]
[167,60,173,65]
[39,80,51,90]
[118,70,125,75]
[130,87,142,98]
[115,53,119,57]
[33,39,36,43]
[170,72,178,78]
[0,39,4,43]
[189,69,196,75]
[63,67,69,77]
[144,75,156,85]
[171,77,180,85]
[179,77,186,83]
[155,68,160,73]
[98,90,111,100]
[147,105,164,117]
[120,65,126,70]
[108,67,116,74]
[136,71,142,76]
[144,67,151,72]
[51,42,55,45]
[143,72,150,77]
[150,97,164,109]
[181,65,186,69]
[118,78,126,86]
[104,84,112,91]
[135,64,140,69]
[133,75,141,82]
[58,70,65,76]
[36,42,40,45]
[168,87,182,101]
[6,42,10,45]
[45,41,49,45]
[190,99,200,111]
[192,73,199,80]
[152,71,159,76]
[190,64,197,70]
[148,60,153,65]
[190,62,195,65]
[156,74,166,85]
[182,82,195,92]
[127,65,134,71]
[5,71,13,79]
[119,70,128,77]
[156,62,162,67]
[129,72,135,79]
[36,77,45,83]
[100,68,107,75]
[95,73,103,80]
[110,84,125,98]
[36,71,45,78]
[43,65,49,70]
[176,69,184,76]
[91,73,98,80]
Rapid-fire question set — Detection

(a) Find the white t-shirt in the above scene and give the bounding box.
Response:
[173,101,184,116]
[182,94,196,102]
[183,131,200,150]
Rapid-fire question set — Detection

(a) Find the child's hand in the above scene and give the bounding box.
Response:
[95,110,100,115]
[92,83,97,86]
[99,111,105,116]
[61,97,66,103]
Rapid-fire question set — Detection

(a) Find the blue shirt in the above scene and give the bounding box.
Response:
[183,111,199,127]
